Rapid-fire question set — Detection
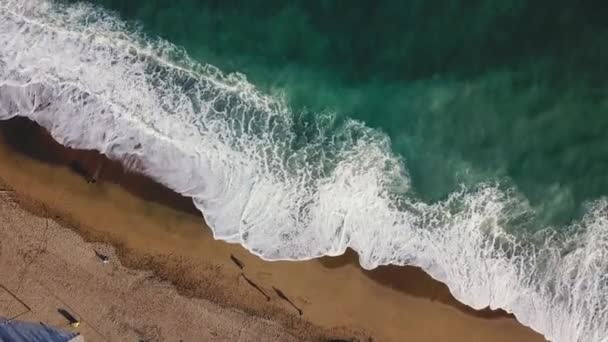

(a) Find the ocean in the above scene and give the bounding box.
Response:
[1,1,607,340]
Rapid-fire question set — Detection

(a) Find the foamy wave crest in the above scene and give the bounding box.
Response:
[1,1,607,340]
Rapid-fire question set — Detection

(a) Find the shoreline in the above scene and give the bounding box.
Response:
[0,117,546,341]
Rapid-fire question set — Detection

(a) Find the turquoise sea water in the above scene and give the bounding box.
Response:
[2,1,608,340]
[73,0,608,225]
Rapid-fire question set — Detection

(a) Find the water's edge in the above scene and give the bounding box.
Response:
[2,1,608,341]
[0,105,548,342]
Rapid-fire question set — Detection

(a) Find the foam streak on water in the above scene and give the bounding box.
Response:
[0,1,607,341]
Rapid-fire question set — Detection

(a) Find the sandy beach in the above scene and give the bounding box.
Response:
[0,191,308,341]
[0,117,547,341]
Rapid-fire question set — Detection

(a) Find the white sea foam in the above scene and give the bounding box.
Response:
[1,1,607,341]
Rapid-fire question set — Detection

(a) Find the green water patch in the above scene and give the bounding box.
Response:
[71,0,608,225]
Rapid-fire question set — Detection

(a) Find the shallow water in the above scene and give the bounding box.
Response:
[1,1,608,341]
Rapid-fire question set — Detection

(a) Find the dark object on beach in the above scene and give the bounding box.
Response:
[69,161,95,184]
[239,273,270,301]
[68,158,104,184]
[94,250,109,264]
[57,308,80,327]
[272,286,303,316]
[91,159,104,184]
[230,254,244,269]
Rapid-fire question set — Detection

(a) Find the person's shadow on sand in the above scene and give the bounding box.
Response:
[57,308,79,326]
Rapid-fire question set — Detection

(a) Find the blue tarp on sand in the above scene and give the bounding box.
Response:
[0,317,82,342]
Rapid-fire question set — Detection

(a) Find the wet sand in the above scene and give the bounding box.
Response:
[0,117,547,341]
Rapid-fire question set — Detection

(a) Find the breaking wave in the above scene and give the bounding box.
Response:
[1,1,607,341]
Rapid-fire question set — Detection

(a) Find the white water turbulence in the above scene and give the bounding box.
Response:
[1,1,607,341]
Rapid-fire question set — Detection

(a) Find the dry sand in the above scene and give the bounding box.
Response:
[0,117,547,341]
[0,191,305,341]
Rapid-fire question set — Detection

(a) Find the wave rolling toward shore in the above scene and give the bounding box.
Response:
[1,1,607,341]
